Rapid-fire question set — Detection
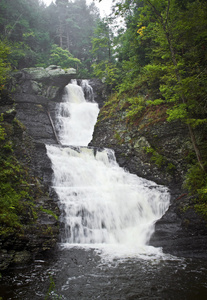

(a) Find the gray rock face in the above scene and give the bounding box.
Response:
[90,112,189,187]
[12,65,76,145]
[149,192,207,258]
[0,66,76,270]
[88,79,108,108]
[13,65,76,99]
[90,103,207,258]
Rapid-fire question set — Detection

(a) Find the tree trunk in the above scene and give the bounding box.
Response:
[58,18,63,48]
[66,30,70,52]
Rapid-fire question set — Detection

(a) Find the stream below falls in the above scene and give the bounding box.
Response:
[1,80,207,299]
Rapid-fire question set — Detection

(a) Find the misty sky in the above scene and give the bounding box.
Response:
[41,0,113,17]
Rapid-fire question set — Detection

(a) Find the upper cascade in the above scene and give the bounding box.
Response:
[56,80,99,146]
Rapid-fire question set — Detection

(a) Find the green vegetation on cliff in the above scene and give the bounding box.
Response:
[0,40,11,90]
[94,0,207,219]
[0,92,59,257]
[0,110,52,236]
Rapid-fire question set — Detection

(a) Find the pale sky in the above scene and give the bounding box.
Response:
[41,0,113,17]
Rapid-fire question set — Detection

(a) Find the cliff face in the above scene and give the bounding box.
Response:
[0,66,76,271]
[90,102,207,258]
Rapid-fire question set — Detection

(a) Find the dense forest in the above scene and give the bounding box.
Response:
[0,0,101,78]
[0,0,207,241]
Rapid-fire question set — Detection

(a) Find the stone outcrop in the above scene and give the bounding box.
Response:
[12,65,76,145]
[76,78,107,108]
[90,103,207,258]
[88,79,107,108]
[0,66,76,271]
[14,65,76,100]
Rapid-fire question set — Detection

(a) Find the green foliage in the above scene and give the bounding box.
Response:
[0,151,34,234]
[91,18,118,88]
[184,164,207,195]
[92,61,118,89]
[166,162,176,172]
[0,0,101,73]
[147,99,165,106]
[8,41,38,68]
[167,104,188,122]
[48,45,81,69]
[143,146,166,167]
[45,274,63,300]
[114,131,124,145]
[112,0,207,125]
[40,206,58,221]
[0,114,6,140]
[99,93,120,120]
[0,115,36,235]
[0,39,11,89]
[125,96,146,124]
[91,18,114,61]
[184,163,207,219]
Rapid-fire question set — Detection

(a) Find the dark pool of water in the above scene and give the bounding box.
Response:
[1,247,207,300]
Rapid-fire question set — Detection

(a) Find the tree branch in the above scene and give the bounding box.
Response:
[165,0,170,26]
[145,0,163,23]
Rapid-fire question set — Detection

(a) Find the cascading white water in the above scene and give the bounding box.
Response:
[47,80,170,256]
[56,80,99,146]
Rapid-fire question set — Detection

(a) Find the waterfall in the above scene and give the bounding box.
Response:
[47,80,170,256]
[56,80,99,146]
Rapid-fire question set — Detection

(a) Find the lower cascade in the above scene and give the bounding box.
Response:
[47,80,170,256]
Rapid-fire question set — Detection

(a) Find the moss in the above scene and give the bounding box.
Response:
[0,116,43,236]
[113,131,124,145]
[35,104,44,112]
[166,162,176,173]
[13,117,26,130]
[40,206,59,221]
[143,146,166,167]
[181,205,191,213]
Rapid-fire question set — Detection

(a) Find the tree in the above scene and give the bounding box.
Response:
[140,0,207,170]
[91,18,118,89]
[114,0,207,170]
[46,0,100,76]
[49,44,81,69]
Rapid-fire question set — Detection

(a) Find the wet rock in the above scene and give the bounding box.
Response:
[2,108,16,123]
[88,79,108,108]
[0,67,73,271]
[0,250,14,271]
[13,251,31,264]
[13,65,76,99]
[12,65,76,144]
[90,101,207,258]
[150,192,207,258]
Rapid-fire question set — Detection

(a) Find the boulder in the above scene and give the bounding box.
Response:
[13,65,76,99]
